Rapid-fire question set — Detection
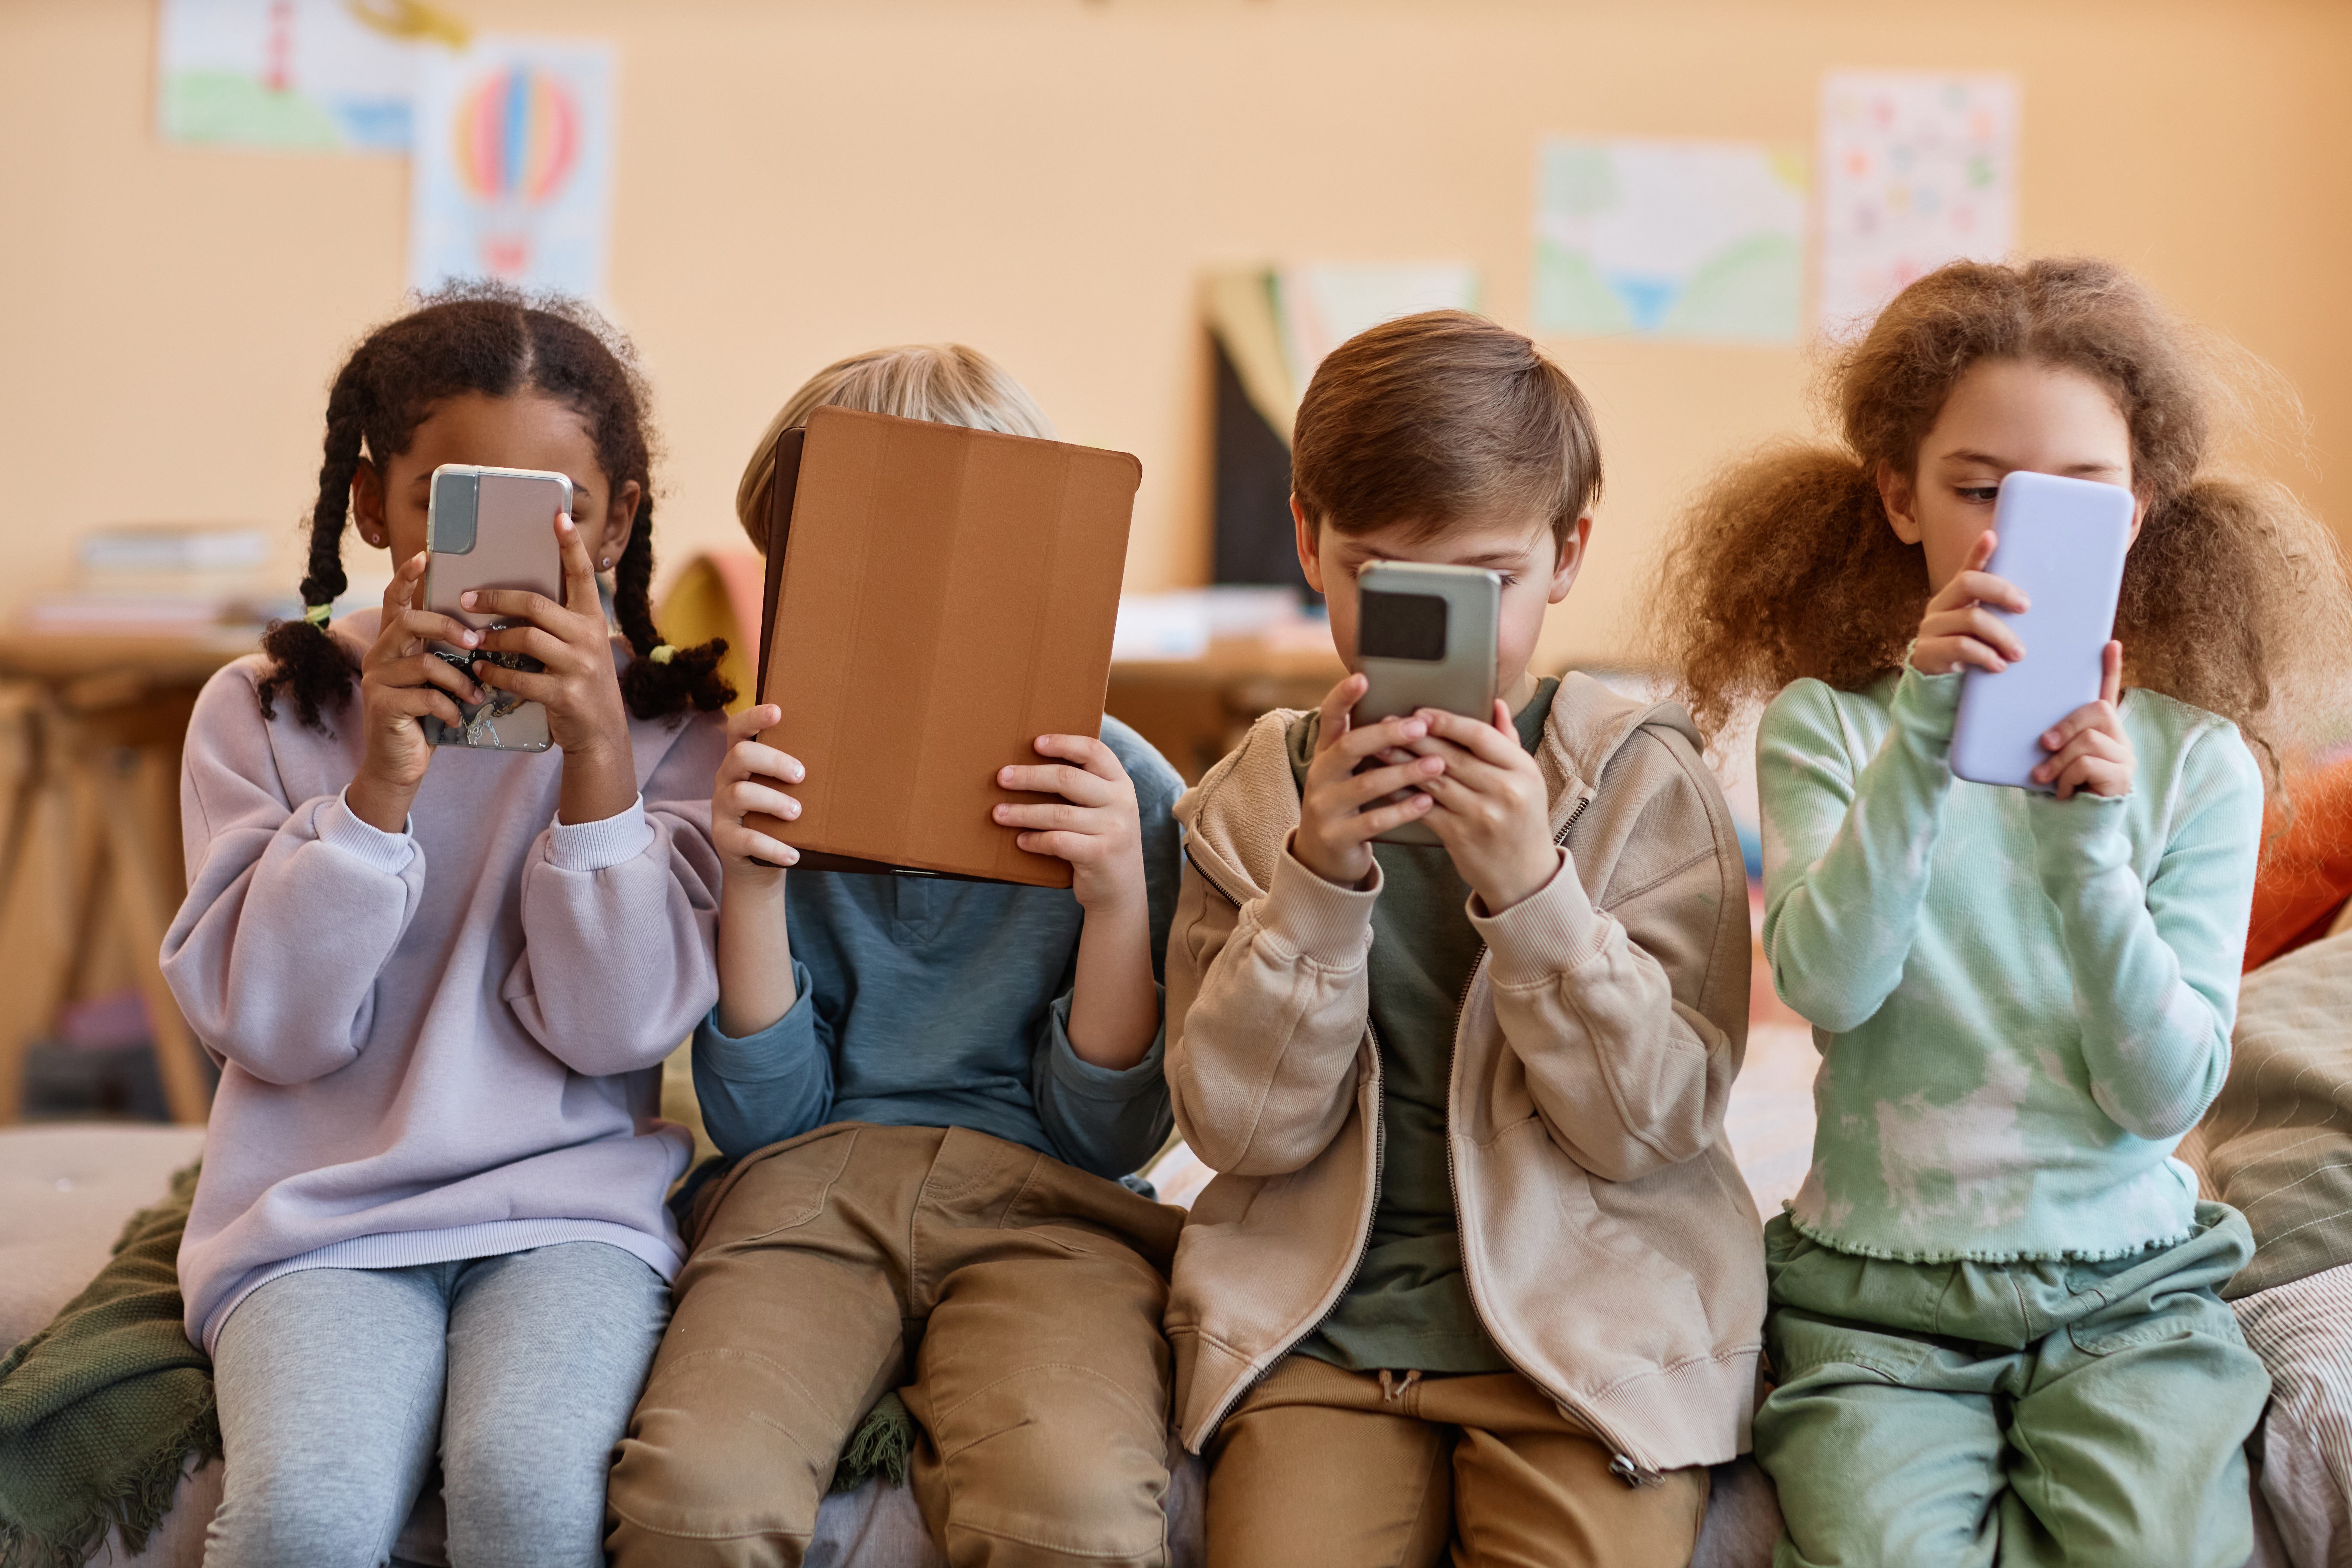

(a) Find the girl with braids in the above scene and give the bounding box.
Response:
[1655,257,2352,1568]
[160,284,732,1568]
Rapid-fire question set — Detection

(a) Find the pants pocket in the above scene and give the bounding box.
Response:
[711,1127,861,1245]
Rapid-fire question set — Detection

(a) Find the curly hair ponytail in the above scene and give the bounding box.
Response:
[258,281,733,732]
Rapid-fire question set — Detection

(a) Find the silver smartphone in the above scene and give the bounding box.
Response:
[418,464,570,754]
[1949,470,2134,791]
[1350,561,1502,846]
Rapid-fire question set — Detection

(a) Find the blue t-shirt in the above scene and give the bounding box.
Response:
[692,716,1185,1179]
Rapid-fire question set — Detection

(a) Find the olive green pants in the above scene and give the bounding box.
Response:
[1754,1203,2267,1568]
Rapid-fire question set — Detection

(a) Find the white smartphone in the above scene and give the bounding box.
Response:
[1949,470,2135,791]
[1350,561,1502,846]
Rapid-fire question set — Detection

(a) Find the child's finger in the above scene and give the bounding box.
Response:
[999,761,1117,807]
[724,779,801,824]
[2030,727,2125,786]
[996,801,1113,836]
[384,682,465,730]
[1416,707,1520,767]
[1341,789,1437,841]
[392,608,480,651]
[2099,640,2123,708]
[473,662,557,707]
[725,742,805,788]
[1031,733,1126,781]
[383,551,429,611]
[2039,699,2118,754]
[376,652,485,704]
[727,704,783,744]
[723,825,799,868]
[460,587,565,629]
[475,623,570,672]
[1312,674,1370,757]
[1923,605,2024,663]
[1946,569,2029,616]
[554,511,601,615]
[1329,713,1429,766]
[1338,756,1442,806]
[1012,829,1098,861]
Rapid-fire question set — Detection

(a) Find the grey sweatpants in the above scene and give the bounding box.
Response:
[205,1241,670,1568]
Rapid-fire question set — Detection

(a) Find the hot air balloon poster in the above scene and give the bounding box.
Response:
[407,36,616,301]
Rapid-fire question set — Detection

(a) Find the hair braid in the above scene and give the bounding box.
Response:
[611,495,733,720]
[256,352,368,729]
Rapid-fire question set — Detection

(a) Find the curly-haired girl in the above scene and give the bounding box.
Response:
[1656,257,2352,1567]
[162,284,732,1567]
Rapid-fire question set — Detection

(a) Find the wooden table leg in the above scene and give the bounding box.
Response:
[89,745,210,1126]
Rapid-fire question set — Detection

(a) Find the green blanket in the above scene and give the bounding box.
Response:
[2182,932,2352,1299]
[0,1163,217,1568]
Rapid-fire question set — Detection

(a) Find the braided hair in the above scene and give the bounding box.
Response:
[257,281,733,730]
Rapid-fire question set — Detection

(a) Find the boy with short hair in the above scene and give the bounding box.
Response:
[1164,311,1762,1567]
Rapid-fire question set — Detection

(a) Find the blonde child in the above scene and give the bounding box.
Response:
[1658,257,2352,1566]
[605,346,1190,1568]
[163,286,733,1567]
[1164,311,1762,1567]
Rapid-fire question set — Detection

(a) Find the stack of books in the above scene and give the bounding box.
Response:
[24,524,299,636]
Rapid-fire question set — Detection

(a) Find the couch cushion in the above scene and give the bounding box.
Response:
[0,1124,207,1352]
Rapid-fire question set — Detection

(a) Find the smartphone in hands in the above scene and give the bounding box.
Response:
[419,464,569,753]
[1949,470,2134,791]
[1350,561,1502,845]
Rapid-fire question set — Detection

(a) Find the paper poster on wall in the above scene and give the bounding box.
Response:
[156,0,466,151]
[1532,138,1806,344]
[407,37,616,301]
[1817,72,2019,334]
[1273,264,1481,390]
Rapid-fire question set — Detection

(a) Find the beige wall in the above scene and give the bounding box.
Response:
[4,0,2348,667]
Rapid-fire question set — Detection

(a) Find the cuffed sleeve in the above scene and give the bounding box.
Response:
[1760,668,1959,1034]
[1470,732,1746,1183]
[1033,990,1173,1179]
[2027,727,2261,1140]
[161,676,428,1086]
[316,790,417,874]
[1166,844,1381,1177]
[690,962,834,1160]
[546,794,656,872]
[503,716,727,1078]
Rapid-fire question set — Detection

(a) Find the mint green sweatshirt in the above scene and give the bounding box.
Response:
[1757,666,2261,1263]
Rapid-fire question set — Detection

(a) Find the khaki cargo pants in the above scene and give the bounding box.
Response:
[606,1123,1185,1568]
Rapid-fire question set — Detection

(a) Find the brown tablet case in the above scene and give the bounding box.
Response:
[746,405,1142,888]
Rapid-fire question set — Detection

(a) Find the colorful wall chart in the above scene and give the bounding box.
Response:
[1273,263,1482,389]
[1532,138,1806,344]
[408,37,616,300]
[157,0,443,150]
[1817,73,2020,334]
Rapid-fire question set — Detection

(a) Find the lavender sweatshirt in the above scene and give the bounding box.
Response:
[163,609,727,1351]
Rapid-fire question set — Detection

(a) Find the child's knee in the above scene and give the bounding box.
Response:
[207,1465,410,1568]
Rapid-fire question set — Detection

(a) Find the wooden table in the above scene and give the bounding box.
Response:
[0,632,251,1125]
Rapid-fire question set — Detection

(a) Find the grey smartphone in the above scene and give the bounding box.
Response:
[1350,561,1502,846]
[419,464,569,754]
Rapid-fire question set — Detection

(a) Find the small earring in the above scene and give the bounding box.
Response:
[600,556,611,568]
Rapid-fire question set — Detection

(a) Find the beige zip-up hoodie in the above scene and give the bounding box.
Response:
[1163,673,1764,1472]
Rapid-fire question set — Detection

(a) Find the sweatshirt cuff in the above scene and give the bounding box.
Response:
[547,795,656,873]
[693,962,820,1080]
[318,789,416,875]
[1041,990,1169,1096]
[1890,659,1965,747]
[1260,836,1381,962]
[2028,790,2133,887]
[1468,848,1606,984]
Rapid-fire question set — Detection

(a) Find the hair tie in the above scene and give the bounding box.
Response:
[648,643,676,664]
[303,602,333,628]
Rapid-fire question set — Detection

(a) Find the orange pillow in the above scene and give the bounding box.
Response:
[2246,756,2352,971]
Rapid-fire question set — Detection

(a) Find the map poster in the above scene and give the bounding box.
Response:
[1532,137,1806,344]
[157,0,439,151]
[1817,72,2021,334]
[407,37,617,301]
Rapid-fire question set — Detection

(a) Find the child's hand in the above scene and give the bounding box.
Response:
[713,703,806,883]
[462,509,634,823]
[995,736,1147,915]
[2033,641,2136,800]
[1294,673,1443,888]
[1909,530,2029,676]
[347,551,487,830]
[1405,702,1559,912]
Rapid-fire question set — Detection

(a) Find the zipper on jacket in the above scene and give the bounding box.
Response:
[1437,789,1660,1483]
